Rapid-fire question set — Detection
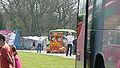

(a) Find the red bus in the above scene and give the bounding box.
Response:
[76,0,120,68]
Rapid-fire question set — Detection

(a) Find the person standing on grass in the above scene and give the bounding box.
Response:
[66,32,74,56]
[73,38,77,55]
[31,40,36,50]
[0,34,14,68]
[37,38,42,53]
[11,45,21,68]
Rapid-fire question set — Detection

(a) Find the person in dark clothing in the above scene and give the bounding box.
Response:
[66,32,74,56]
[33,41,35,47]
[73,39,77,55]
[37,38,42,53]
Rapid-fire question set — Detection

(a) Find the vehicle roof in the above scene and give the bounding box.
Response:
[50,35,64,37]
[49,29,76,33]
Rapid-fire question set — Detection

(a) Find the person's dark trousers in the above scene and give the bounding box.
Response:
[73,45,76,55]
[66,44,72,56]
[37,43,41,53]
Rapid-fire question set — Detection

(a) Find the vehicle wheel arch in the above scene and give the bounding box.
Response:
[93,52,105,68]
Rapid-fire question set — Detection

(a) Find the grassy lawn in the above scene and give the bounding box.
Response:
[18,52,75,68]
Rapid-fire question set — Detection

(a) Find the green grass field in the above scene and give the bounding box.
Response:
[18,52,75,68]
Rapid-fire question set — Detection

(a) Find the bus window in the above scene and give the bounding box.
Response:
[94,0,103,15]
[103,0,120,68]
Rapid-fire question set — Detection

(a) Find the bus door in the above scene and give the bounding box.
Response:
[86,0,105,68]
[77,0,105,68]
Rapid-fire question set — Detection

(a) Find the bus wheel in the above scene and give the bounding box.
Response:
[94,54,105,68]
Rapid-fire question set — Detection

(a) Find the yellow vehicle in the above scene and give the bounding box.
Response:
[49,29,76,36]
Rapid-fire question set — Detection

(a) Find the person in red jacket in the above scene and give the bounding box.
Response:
[0,34,14,68]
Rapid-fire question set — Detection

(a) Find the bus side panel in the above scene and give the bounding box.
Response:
[102,0,120,68]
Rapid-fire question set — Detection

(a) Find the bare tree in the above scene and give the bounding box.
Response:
[0,0,77,36]
[52,0,77,28]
